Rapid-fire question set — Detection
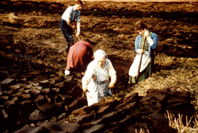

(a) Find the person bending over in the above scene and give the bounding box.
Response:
[60,0,83,53]
[65,39,93,76]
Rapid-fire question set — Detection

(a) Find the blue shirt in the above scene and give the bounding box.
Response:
[61,6,80,23]
[135,32,158,57]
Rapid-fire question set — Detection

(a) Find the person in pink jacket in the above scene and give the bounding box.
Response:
[65,40,93,76]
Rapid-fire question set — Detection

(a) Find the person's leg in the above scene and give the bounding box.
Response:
[60,19,73,42]
[65,51,73,76]
[60,19,74,52]
[128,76,136,84]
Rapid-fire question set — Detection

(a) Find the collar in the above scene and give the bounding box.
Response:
[73,5,77,11]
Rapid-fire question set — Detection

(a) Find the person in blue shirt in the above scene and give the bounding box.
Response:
[60,0,83,53]
[128,20,158,84]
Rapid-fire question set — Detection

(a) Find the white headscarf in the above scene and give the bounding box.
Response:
[94,49,106,60]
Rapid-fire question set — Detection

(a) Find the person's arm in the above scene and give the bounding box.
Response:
[147,36,154,46]
[107,59,117,88]
[109,74,117,88]
[81,76,89,98]
[82,76,88,92]
[150,33,158,49]
[75,11,81,37]
[76,22,80,37]
[65,17,72,28]
[136,49,144,54]
[135,35,144,54]
[144,29,154,46]
[65,16,76,29]
[81,62,94,92]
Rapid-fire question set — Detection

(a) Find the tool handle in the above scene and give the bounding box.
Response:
[135,37,147,83]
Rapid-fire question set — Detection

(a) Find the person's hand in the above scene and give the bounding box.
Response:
[81,92,86,98]
[81,89,86,98]
[71,24,75,29]
[81,88,89,98]
[82,83,88,93]
[76,32,80,38]
[82,87,87,93]
[108,82,114,89]
[144,29,149,38]
[81,72,85,76]
[137,49,144,54]
[64,69,70,76]
[108,83,114,95]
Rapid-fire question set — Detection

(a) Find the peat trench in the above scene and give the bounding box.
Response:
[0,50,196,132]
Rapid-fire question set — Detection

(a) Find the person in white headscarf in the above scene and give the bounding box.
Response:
[82,49,117,106]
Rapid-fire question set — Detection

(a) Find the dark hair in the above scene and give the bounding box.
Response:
[75,0,83,6]
[135,20,148,31]
[82,38,92,44]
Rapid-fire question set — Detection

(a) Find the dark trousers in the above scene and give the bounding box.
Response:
[60,19,74,43]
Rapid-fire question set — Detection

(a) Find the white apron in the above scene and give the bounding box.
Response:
[129,51,151,77]
[86,60,111,106]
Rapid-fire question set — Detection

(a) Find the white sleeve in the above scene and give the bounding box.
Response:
[107,59,116,76]
[61,6,72,20]
[147,36,154,46]
[83,61,95,82]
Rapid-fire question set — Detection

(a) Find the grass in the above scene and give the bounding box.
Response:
[165,111,198,133]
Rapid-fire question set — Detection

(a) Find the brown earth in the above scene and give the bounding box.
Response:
[0,0,198,132]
